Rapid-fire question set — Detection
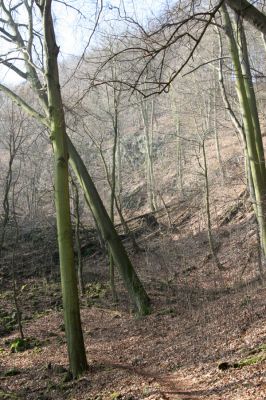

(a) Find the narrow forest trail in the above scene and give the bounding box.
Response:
[1,193,266,399]
[1,282,266,400]
[145,372,203,400]
[86,359,201,400]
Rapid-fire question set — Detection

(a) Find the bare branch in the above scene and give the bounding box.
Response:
[0,83,49,127]
[62,0,103,87]
[182,56,230,77]
[0,57,28,79]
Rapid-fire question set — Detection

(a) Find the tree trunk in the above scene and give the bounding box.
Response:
[226,0,266,35]
[0,0,151,318]
[202,140,224,270]
[40,0,87,378]
[140,98,157,212]
[169,86,184,197]
[234,14,266,181]
[222,4,266,256]
[109,91,119,303]
[71,177,85,296]
[67,137,151,315]
[213,75,225,182]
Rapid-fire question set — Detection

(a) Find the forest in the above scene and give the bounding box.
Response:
[1,0,266,399]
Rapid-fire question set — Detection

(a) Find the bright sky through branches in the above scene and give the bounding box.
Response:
[55,0,166,56]
[0,0,166,84]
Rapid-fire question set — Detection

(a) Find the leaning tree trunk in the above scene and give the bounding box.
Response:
[0,81,151,316]
[67,137,151,315]
[40,0,87,378]
[0,0,150,317]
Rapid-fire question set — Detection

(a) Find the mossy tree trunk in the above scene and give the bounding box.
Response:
[234,14,266,182]
[217,26,256,204]
[0,0,150,316]
[222,4,266,256]
[0,83,151,316]
[67,137,151,315]
[38,0,87,378]
[235,14,266,256]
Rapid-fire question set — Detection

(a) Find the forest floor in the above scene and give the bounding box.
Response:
[1,183,266,400]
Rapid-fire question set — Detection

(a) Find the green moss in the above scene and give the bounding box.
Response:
[32,311,49,319]
[0,309,18,335]
[219,343,266,370]
[9,337,43,353]
[86,283,107,299]
[234,353,266,368]
[10,338,29,353]
[0,390,20,399]
[110,392,122,400]
[157,307,177,316]
[142,386,152,396]
[3,369,21,377]
[169,362,182,371]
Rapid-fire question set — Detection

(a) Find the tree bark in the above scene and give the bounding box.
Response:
[140,98,157,212]
[71,177,85,296]
[226,0,266,35]
[40,0,87,378]
[222,4,266,256]
[67,137,151,315]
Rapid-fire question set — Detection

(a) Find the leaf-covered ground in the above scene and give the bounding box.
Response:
[1,184,266,399]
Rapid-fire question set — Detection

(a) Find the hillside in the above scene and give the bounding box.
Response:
[1,1,266,398]
[1,150,266,399]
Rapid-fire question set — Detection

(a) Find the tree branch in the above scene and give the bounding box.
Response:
[0,83,49,127]
[0,58,28,79]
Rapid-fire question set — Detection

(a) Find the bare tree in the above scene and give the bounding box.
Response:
[0,101,27,252]
[0,0,150,321]
[92,0,266,96]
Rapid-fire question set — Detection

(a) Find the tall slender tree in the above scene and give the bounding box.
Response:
[221,4,266,255]
[0,0,150,316]
[38,0,87,377]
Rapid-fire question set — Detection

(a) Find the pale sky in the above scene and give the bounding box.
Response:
[0,0,168,84]
[55,0,167,56]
